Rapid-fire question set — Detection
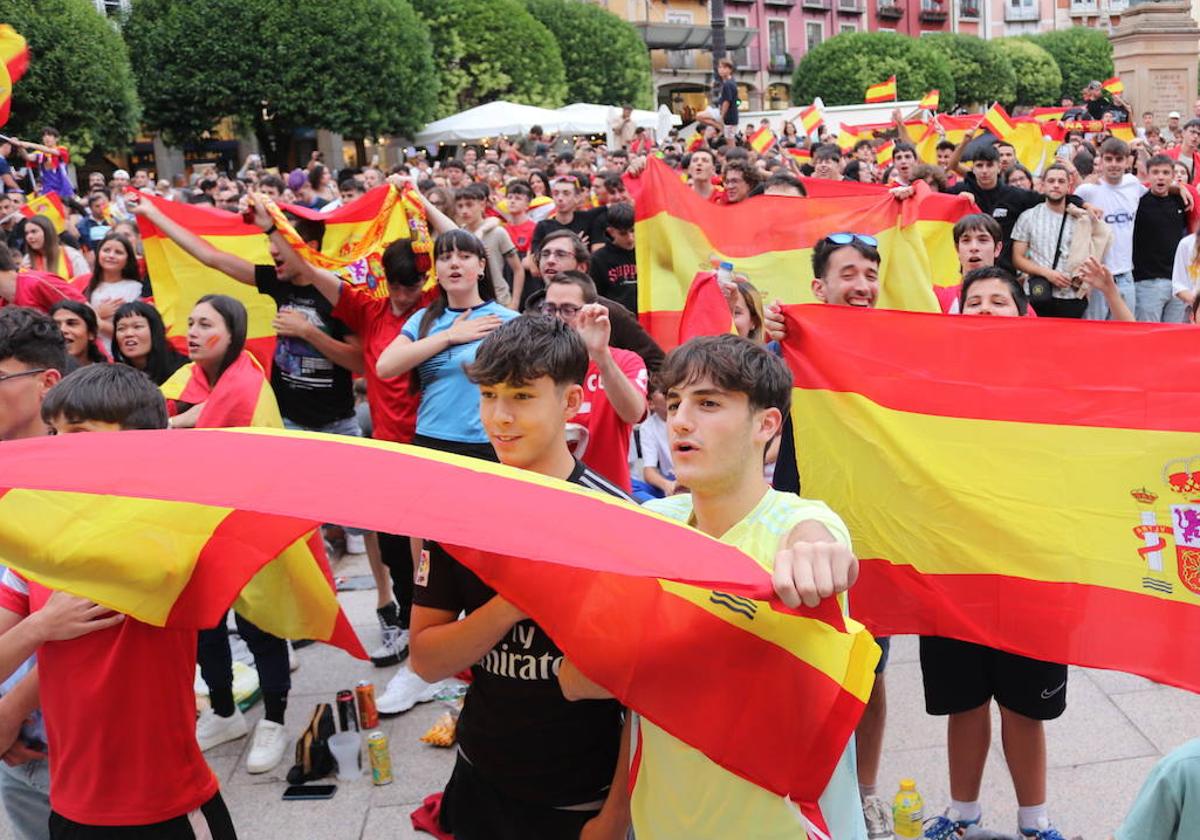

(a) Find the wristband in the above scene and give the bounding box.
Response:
[262,223,277,237]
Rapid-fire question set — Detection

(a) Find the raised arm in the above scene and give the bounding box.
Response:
[127,191,256,285]
[387,175,458,235]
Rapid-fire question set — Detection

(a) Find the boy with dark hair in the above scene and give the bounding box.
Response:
[0,360,238,839]
[455,182,520,306]
[589,202,637,314]
[890,143,918,186]
[410,315,631,840]
[1133,154,1189,322]
[559,333,864,839]
[502,180,536,258]
[812,144,843,181]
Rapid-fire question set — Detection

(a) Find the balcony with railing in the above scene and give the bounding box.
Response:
[838,0,865,12]
[764,0,797,6]
[959,0,981,18]
[1069,0,1099,15]
[877,0,904,19]
[768,54,795,75]
[802,0,830,8]
[1005,0,1039,20]
[919,0,948,21]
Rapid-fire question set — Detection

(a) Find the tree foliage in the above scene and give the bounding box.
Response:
[412,0,567,118]
[0,0,140,157]
[993,38,1062,108]
[125,0,438,151]
[1024,27,1113,103]
[792,32,955,108]
[923,33,1015,109]
[523,0,652,109]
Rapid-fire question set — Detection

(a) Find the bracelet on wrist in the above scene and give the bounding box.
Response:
[262,223,277,237]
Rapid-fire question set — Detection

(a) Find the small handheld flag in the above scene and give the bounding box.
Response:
[787,148,813,165]
[748,124,777,154]
[19,193,66,233]
[798,104,824,134]
[982,102,1016,141]
[865,75,897,104]
[1102,76,1125,96]
[875,140,895,167]
[687,132,705,153]
[919,90,939,111]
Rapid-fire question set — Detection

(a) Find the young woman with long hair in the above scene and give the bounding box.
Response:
[110,300,187,385]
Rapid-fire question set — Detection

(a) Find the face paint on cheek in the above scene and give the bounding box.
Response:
[205,335,221,349]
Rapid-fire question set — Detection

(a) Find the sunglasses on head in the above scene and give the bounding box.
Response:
[823,232,878,248]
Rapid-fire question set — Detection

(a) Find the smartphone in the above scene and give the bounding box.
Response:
[281,784,337,801]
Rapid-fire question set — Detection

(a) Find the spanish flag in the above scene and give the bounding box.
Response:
[865,75,897,104]
[677,272,736,342]
[626,157,970,349]
[19,193,66,234]
[747,124,777,154]
[875,139,894,167]
[982,102,1016,140]
[797,104,824,134]
[0,426,878,829]
[782,304,1200,693]
[686,132,706,153]
[786,148,813,165]
[1103,76,1125,96]
[0,25,29,127]
[918,90,939,111]
[1030,106,1067,123]
[837,123,867,152]
[160,352,282,429]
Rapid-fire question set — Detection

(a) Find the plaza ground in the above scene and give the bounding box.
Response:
[3,549,1195,839]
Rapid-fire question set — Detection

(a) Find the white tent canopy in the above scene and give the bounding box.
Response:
[414,101,565,145]
[552,103,680,139]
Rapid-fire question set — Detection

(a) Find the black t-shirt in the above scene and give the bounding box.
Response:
[525,211,598,309]
[589,243,638,315]
[254,265,355,427]
[719,79,739,126]
[1133,192,1187,281]
[413,460,630,808]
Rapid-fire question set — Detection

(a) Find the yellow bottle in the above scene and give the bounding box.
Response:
[893,778,925,839]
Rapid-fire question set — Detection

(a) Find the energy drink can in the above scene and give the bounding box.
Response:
[355,681,378,730]
[367,730,392,785]
[336,689,358,732]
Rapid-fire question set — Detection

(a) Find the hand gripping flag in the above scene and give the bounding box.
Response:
[1103,76,1125,96]
[781,304,1200,693]
[0,25,28,127]
[625,157,973,349]
[0,427,878,835]
[865,75,897,104]
[918,90,939,111]
[747,125,777,155]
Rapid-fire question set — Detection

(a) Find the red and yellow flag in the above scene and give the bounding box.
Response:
[19,193,66,233]
[626,157,971,349]
[918,90,939,111]
[747,124,777,154]
[686,132,705,153]
[798,104,824,134]
[677,272,736,343]
[160,353,281,429]
[782,305,1200,692]
[1030,107,1067,123]
[0,426,878,823]
[787,147,813,166]
[875,140,895,167]
[865,75,897,103]
[0,25,29,128]
[1103,76,1125,96]
[982,102,1016,140]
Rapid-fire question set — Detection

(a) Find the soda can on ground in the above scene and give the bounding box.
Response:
[356,681,379,730]
[367,731,393,786]
[336,689,359,732]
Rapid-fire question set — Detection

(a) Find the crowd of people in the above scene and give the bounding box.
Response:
[0,69,1196,840]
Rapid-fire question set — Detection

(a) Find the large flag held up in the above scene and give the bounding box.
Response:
[627,157,974,349]
[781,304,1200,693]
[0,427,879,833]
[0,25,29,127]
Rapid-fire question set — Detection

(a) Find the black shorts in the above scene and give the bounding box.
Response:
[919,636,1067,721]
[875,636,891,675]
[50,792,237,839]
[440,753,598,840]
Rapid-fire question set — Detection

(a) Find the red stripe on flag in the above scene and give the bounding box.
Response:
[678,273,734,342]
[856,560,1200,693]
[782,305,1200,432]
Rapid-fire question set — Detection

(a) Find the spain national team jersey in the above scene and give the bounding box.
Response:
[631,489,868,840]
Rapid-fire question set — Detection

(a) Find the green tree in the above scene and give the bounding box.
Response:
[791,32,955,109]
[923,33,1015,109]
[0,0,140,157]
[125,0,438,158]
[524,0,652,109]
[412,0,567,118]
[1024,27,1112,103]
[993,38,1062,108]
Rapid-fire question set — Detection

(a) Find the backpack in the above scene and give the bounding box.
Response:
[286,703,336,785]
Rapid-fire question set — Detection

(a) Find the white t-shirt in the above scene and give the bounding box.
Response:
[1171,233,1199,299]
[1076,175,1147,275]
[638,412,674,482]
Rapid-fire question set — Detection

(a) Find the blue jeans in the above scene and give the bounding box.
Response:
[1086,271,1136,320]
[1134,278,1188,323]
[283,415,364,538]
[0,758,51,840]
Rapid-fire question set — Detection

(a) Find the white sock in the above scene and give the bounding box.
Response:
[950,799,982,823]
[1018,803,1049,832]
[859,783,877,799]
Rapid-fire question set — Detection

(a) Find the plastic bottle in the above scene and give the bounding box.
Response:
[715,261,736,298]
[893,779,924,839]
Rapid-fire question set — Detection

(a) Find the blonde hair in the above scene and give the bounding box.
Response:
[734,280,766,343]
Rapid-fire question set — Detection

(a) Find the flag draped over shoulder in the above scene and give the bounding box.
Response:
[781,304,1200,692]
[160,352,282,429]
[627,157,973,349]
[0,427,878,827]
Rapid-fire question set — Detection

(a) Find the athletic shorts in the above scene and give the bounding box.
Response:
[919,636,1067,721]
[875,636,891,675]
[49,792,237,839]
[440,753,598,840]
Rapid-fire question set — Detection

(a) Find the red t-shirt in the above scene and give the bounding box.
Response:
[0,572,217,825]
[332,284,420,443]
[504,220,536,256]
[2,271,86,312]
[573,348,647,491]
[1166,146,1200,186]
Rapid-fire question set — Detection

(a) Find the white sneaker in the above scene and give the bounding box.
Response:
[369,627,409,668]
[345,532,366,555]
[246,719,288,774]
[376,664,449,716]
[196,707,249,752]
